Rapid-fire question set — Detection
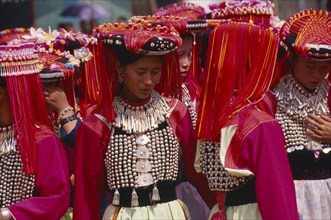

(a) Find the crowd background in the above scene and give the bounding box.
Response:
[0,0,330,33]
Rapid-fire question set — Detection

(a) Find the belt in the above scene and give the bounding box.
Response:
[117,181,177,207]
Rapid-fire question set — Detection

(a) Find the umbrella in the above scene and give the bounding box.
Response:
[61,3,111,20]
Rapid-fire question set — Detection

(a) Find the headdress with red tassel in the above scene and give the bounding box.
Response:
[196,20,280,220]
[129,15,208,101]
[21,27,97,119]
[91,22,183,123]
[196,20,279,141]
[0,43,51,174]
[275,9,331,84]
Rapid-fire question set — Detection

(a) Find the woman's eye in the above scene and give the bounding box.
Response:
[152,70,161,75]
[306,64,315,69]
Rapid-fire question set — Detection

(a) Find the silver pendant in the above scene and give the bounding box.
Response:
[136,134,150,145]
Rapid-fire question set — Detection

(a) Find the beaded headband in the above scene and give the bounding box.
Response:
[94,23,182,55]
[129,15,208,34]
[0,43,39,77]
[154,2,205,20]
[279,9,331,60]
[208,0,274,27]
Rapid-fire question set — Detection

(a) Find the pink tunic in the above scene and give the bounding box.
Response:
[8,125,70,220]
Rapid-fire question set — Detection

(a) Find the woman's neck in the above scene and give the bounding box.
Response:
[120,91,152,105]
[291,72,317,94]
[0,105,13,127]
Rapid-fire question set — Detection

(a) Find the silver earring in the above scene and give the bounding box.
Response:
[118,73,124,83]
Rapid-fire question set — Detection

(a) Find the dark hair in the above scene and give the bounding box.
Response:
[200,27,212,68]
[115,48,145,67]
[180,33,193,41]
[0,76,6,87]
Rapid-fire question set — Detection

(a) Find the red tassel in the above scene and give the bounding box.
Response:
[212,192,227,220]
[211,210,227,220]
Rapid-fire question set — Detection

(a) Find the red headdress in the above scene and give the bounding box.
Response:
[208,0,274,27]
[91,22,183,123]
[21,27,97,119]
[196,20,280,142]
[129,15,208,101]
[0,43,51,174]
[154,2,205,20]
[279,9,331,61]
[275,10,331,83]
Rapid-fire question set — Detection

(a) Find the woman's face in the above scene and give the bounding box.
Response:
[121,55,162,103]
[292,56,331,90]
[178,35,193,79]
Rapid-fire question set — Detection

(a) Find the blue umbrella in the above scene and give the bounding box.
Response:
[61,2,111,20]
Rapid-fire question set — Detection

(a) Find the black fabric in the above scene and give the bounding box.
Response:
[225,178,257,206]
[116,180,177,207]
[288,148,331,180]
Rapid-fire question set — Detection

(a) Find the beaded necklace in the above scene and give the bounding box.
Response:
[274,74,331,153]
[0,125,16,155]
[0,125,35,208]
[113,90,170,133]
[182,83,197,128]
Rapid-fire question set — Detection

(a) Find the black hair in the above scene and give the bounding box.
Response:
[0,77,6,87]
[200,27,212,68]
[180,33,194,41]
[115,47,145,67]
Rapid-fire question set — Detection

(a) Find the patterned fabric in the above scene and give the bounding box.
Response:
[294,178,331,219]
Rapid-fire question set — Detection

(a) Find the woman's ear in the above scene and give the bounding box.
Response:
[114,60,124,75]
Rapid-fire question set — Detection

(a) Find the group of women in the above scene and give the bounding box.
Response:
[0,1,330,220]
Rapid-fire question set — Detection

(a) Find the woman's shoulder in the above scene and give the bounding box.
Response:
[35,124,58,143]
[167,97,188,112]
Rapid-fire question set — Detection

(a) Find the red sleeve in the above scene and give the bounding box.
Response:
[238,120,299,220]
[328,86,331,111]
[73,115,110,220]
[168,99,216,208]
[8,127,70,220]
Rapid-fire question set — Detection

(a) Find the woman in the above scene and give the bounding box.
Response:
[195,20,299,219]
[0,43,70,219]
[129,15,213,219]
[274,10,331,219]
[73,23,204,220]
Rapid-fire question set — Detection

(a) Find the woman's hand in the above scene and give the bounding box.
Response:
[305,114,331,144]
[44,87,70,113]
